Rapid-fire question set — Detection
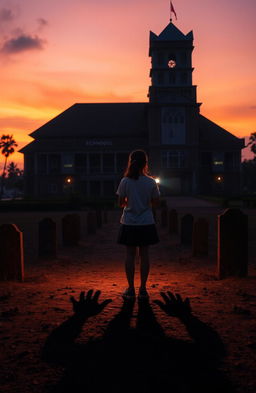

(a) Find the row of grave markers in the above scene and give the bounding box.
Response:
[160,206,248,279]
[0,209,107,282]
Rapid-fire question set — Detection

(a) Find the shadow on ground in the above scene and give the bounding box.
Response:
[42,297,235,393]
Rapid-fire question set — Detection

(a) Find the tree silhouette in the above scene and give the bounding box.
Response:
[0,134,18,198]
[7,161,23,179]
[246,131,256,159]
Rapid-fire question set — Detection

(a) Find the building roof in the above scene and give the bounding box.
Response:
[150,22,193,42]
[29,103,148,139]
[199,115,244,149]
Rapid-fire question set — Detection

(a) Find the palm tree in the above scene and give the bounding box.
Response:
[0,134,18,198]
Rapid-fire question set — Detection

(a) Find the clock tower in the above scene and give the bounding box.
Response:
[148,21,201,194]
[148,22,197,105]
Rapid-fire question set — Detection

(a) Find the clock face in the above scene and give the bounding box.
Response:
[168,59,176,68]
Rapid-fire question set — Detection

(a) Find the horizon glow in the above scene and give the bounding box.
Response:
[0,0,255,168]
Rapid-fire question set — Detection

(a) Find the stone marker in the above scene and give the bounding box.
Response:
[38,218,57,258]
[192,218,209,257]
[161,205,168,227]
[217,208,248,279]
[180,214,194,246]
[62,214,81,246]
[0,223,24,281]
[87,210,97,235]
[168,209,178,234]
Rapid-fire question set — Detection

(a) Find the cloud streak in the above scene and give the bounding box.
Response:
[37,18,48,27]
[1,33,45,54]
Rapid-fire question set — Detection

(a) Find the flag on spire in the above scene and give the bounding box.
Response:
[170,1,177,20]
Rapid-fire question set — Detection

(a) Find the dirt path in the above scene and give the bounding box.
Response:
[0,215,256,393]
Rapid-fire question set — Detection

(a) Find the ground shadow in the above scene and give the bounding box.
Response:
[42,297,235,393]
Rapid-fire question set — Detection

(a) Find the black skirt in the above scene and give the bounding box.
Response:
[117,224,159,246]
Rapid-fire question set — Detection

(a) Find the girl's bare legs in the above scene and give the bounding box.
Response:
[139,246,149,289]
[125,246,136,288]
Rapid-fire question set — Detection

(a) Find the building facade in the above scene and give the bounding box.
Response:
[20,22,244,198]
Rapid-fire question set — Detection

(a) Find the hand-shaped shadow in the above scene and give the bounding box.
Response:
[42,290,235,393]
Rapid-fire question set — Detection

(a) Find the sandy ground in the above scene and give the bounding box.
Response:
[0,206,256,393]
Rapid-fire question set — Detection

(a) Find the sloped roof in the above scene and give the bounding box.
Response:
[150,22,193,41]
[199,115,244,149]
[29,103,148,139]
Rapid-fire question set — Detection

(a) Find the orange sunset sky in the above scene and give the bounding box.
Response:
[0,0,255,169]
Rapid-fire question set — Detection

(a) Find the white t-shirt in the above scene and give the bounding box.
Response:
[116,175,160,225]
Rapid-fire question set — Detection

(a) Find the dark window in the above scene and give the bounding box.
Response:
[103,154,115,173]
[49,154,61,174]
[103,181,115,197]
[90,181,101,196]
[158,72,164,85]
[157,52,164,65]
[181,72,188,85]
[75,154,87,173]
[48,183,58,194]
[162,151,185,168]
[162,152,168,168]
[38,154,47,175]
[200,152,212,169]
[181,52,187,65]
[169,73,176,85]
[116,153,128,174]
[224,152,239,169]
[169,151,185,168]
[89,154,101,174]
[80,181,87,195]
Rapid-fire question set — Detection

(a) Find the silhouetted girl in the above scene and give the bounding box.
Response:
[116,149,160,300]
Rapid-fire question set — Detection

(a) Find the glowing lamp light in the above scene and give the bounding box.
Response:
[216,175,223,183]
[65,176,73,184]
[155,178,160,184]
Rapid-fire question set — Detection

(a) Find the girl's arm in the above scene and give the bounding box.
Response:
[118,196,127,208]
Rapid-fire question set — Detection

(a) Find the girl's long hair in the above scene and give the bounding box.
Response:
[124,150,149,180]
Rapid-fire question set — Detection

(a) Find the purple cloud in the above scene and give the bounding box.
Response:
[1,34,45,54]
[0,8,15,22]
